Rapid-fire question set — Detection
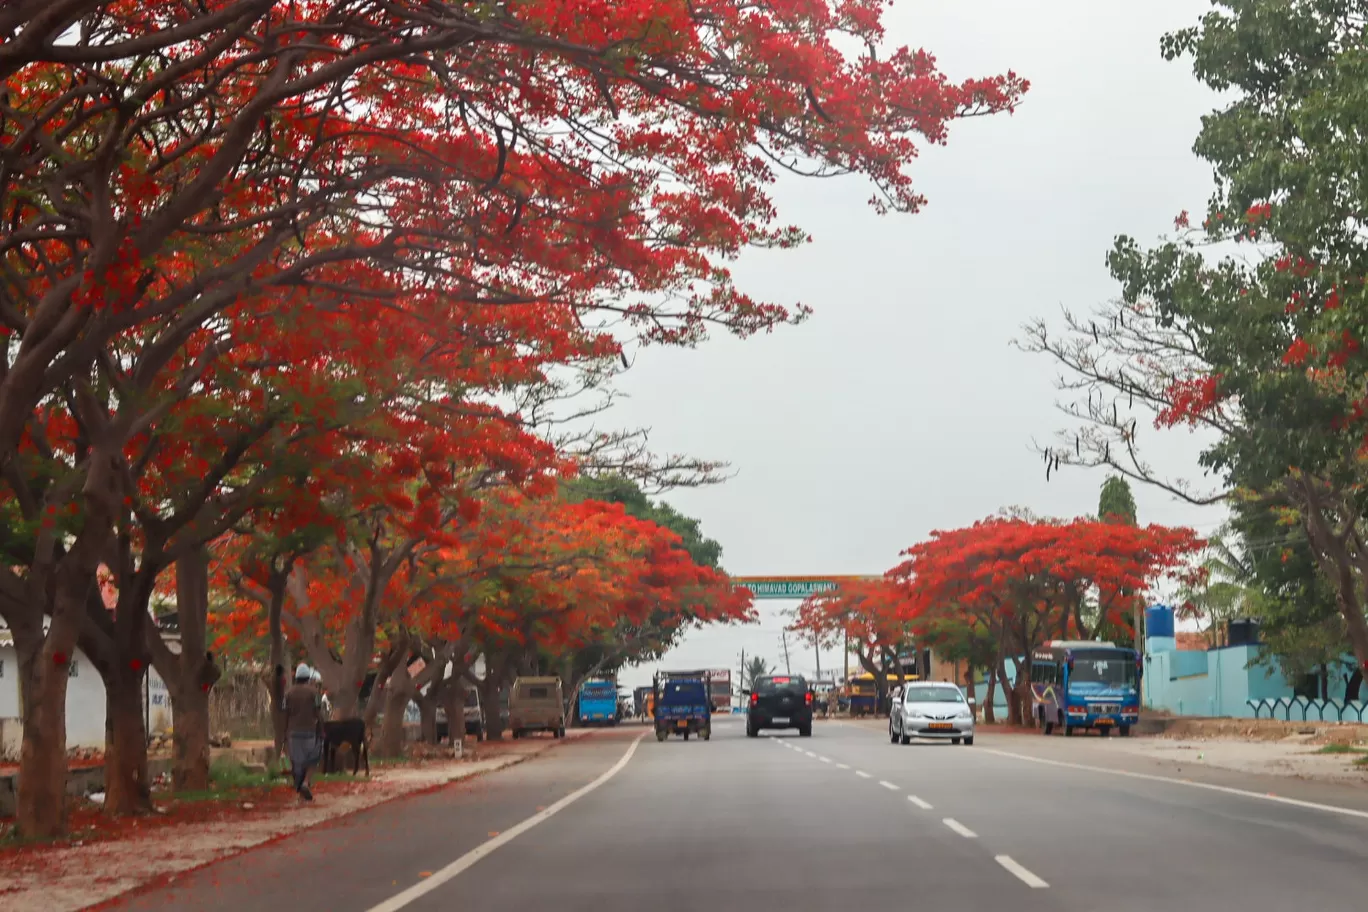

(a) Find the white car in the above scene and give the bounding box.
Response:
[889,682,975,745]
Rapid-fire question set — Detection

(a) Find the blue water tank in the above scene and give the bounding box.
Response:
[1145,604,1175,639]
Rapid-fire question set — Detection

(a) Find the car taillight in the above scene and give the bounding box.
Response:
[805,692,813,706]
[1067,705,1087,715]
[750,693,758,706]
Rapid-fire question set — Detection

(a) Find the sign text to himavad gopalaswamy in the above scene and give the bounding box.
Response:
[729,576,875,600]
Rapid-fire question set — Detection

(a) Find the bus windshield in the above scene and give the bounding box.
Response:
[1067,651,1138,695]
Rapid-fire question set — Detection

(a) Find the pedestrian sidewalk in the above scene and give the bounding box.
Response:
[0,731,592,912]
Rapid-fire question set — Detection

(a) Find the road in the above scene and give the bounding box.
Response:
[109,715,1368,911]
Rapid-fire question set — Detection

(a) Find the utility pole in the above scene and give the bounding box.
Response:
[780,630,792,675]
[815,639,822,681]
[739,648,746,702]
[843,629,849,684]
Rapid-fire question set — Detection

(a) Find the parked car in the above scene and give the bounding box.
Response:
[889,681,975,745]
[745,674,813,737]
[508,676,566,738]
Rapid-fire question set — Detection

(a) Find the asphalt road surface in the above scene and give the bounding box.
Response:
[111,716,1368,912]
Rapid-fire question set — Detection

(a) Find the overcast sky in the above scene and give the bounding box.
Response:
[614,0,1229,692]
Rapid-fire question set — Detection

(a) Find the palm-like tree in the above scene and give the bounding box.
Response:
[1178,530,1272,642]
[743,656,771,689]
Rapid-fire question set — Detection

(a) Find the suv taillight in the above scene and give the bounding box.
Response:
[750,692,758,706]
[805,691,813,706]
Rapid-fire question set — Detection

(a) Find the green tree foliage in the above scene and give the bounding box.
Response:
[1032,0,1368,672]
[744,655,772,689]
[1098,476,1137,525]
[552,475,731,696]
[1097,475,1140,646]
[563,475,723,569]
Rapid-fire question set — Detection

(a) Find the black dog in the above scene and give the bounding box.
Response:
[321,718,369,776]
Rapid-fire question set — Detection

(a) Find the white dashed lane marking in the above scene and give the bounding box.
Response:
[855,770,872,779]
[943,818,977,839]
[879,780,899,791]
[996,856,1049,888]
[907,795,933,810]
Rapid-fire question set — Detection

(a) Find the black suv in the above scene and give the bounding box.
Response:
[746,674,813,737]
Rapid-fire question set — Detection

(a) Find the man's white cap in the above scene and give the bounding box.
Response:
[295,662,311,681]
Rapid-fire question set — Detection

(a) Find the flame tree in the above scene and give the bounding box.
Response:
[890,516,1202,724]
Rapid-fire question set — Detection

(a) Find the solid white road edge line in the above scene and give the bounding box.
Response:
[907,795,933,810]
[365,733,646,912]
[855,770,872,779]
[995,855,1049,888]
[879,780,899,791]
[942,818,977,838]
[979,747,1368,822]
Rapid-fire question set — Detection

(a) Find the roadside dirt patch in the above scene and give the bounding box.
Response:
[1105,735,1368,785]
[0,732,590,912]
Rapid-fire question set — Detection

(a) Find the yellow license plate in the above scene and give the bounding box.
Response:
[676,720,687,728]
[928,723,953,731]
[1096,718,1114,725]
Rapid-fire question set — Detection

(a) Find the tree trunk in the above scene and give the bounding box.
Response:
[267,574,288,758]
[418,660,446,745]
[480,661,507,741]
[444,677,468,744]
[12,612,76,838]
[168,546,217,792]
[103,667,152,814]
[376,662,413,758]
[997,661,1019,725]
[983,668,997,725]
[361,640,407,729]
[1301,482,1368,674]
[419,688,440,745]
[169,681,211,792]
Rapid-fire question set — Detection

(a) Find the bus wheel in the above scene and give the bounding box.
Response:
[655,730,668,742]
[1098,726,1109,737]
[1119,725,1131,737]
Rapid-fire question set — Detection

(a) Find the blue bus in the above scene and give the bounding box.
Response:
[1030,640,1141,737]
[578,679,619,726]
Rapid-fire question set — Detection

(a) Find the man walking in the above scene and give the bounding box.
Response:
[283,663,324,801]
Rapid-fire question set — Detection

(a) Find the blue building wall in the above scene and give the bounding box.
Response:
[1141,604,1356,718]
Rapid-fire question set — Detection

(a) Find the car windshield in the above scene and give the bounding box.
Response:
[903,686,964,704]
[756,676,807,696]
[1067,652,1138,694]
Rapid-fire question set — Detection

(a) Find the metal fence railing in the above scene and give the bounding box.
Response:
[1247,696,1368,723]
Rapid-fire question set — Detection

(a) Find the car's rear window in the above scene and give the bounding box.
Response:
[520,685,551,699]
[902,686,964,703]
[465,690,479,707]
[664,681,706,698]
[756,676,807,696]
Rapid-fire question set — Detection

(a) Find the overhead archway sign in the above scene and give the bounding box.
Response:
[730,576,875,600]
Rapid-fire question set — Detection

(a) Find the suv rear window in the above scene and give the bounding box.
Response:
[755,676,807,695]
[520,685,551,699]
